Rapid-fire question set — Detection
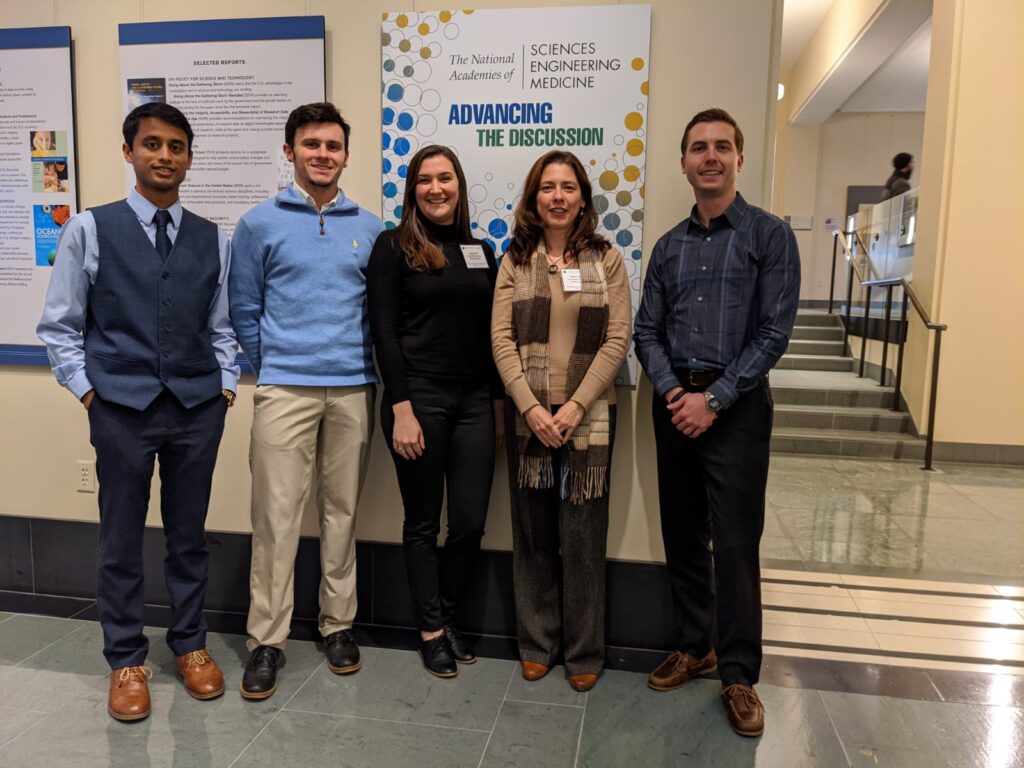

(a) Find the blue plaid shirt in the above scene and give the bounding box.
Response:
[634,193,800,410]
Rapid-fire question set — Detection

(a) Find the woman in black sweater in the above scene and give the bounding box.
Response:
[367,145,503,677]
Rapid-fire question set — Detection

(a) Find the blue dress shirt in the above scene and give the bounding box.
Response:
[634,193,801,410]
[36,189,239,400]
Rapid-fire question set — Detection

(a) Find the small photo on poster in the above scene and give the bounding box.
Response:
[30,130,69,157]
[34,204,71,266]
[127,78,167,108]
[31,158,70,193]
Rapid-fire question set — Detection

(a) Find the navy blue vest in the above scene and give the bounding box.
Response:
[85,200,221,410]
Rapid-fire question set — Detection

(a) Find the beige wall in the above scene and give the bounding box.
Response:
[0,0,782,560]
[785,0,887,124]
[901,0,1024,446]
[772,106,924,302]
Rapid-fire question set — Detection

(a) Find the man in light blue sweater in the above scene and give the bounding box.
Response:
[229,102,384,700]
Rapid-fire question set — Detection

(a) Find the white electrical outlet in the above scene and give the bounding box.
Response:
[77,459,96,493]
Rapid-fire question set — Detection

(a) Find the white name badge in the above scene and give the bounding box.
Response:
[460,244,489,269]
[560,268,582,292]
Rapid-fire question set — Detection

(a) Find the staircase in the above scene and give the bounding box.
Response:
[769,310,925,460]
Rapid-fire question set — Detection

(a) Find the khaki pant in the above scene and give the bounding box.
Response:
[246,384,374,650]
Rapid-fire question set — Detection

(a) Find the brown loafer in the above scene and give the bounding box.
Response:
[721,684,765,737]
[108,666,152,722]
[176,648,225,700]
[647,649,717,691]
[521,661,550,681]
[568,673,598,692]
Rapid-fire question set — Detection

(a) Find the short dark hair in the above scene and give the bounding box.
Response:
[893,152,913,170]
[680,107,744,155]
[285,102,351,150]
[123,103,194,152]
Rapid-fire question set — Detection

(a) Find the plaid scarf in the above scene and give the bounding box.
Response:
[510,244,611,504]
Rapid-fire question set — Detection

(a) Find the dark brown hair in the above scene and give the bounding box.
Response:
[507,150,609,267]
[680,107,744,155]
[285,102,351,150]
[398,145,472,271]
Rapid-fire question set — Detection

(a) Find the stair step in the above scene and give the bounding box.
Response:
[786,339,847,356]
[791,325,845,341]
[774,404,908,433]
[771,384,895,409]
[794,311,843,327]
[771,427,925,460]
[777,354,854,372]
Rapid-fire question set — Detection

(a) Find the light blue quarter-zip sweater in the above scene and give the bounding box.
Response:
[229,184,384,385]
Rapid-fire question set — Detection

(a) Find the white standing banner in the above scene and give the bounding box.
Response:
[381,5,651,384]
[0,26,78,357]
[118,16,326,236]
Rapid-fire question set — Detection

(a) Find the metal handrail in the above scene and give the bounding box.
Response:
[830,230,948,470]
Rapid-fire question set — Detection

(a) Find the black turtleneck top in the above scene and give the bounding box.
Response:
[367,221,501,403]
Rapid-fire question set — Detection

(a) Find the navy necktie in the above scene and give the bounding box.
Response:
[154,209,172,262]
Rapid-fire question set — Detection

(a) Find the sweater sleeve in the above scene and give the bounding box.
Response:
[228,217,265,376]
[483,242,506,400]
[569,247,632,410]
[367,233,411,402]
[491,256,541,414]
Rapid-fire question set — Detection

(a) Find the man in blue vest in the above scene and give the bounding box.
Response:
[37,103,239,722]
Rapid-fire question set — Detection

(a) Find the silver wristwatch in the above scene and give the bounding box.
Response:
[703,391,722,412]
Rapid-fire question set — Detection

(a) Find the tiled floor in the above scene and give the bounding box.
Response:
[0,456,1022,766]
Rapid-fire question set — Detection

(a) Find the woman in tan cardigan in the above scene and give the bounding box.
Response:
[491,150,631,692]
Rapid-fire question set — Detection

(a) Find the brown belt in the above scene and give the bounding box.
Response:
[674,368,724,391]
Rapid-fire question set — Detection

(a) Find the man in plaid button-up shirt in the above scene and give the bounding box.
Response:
[635,108,800,738]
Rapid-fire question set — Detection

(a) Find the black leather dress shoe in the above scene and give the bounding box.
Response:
[443,625,476,664]
[420,635,457,678]
[240,646,285,700]
[324,630,362,674]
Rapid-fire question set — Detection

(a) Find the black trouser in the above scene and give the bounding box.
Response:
[507,403,616,676]
[651,380,772,687]
[88,389,227,669]
[381,377,494,632]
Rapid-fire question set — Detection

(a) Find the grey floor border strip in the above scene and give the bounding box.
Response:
[763,576,1024,603]
[763,602,1024,630]
[765,639,1024,669]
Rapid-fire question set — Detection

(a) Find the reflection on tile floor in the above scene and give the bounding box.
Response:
[0,457,1020,766]
[1,619,1022,768]
[765,457,1024,581]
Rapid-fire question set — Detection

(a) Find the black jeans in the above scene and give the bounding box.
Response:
[506,402,616,676]
[651,380,772,687]
[89,389,227,668]
[381,377,494,631]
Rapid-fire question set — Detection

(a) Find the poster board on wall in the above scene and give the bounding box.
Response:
[118,16,326,236]
[0,26,79,362]
[380,5,652,384]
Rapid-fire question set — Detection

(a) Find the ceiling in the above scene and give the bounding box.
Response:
[781,0,932,117]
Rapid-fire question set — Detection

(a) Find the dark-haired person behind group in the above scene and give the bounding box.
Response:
[881,152,914,200]
[230,102,383,699]
[491,150,630,692]
[367,145,503,677]
[37,103,239,721]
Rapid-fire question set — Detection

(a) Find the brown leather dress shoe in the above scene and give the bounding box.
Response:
[568,673,598,692]
[176,649,225,700]
[108,666,152,722]
[721,684,765,737]
[647,649,717,691]
[521,661,550,681]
